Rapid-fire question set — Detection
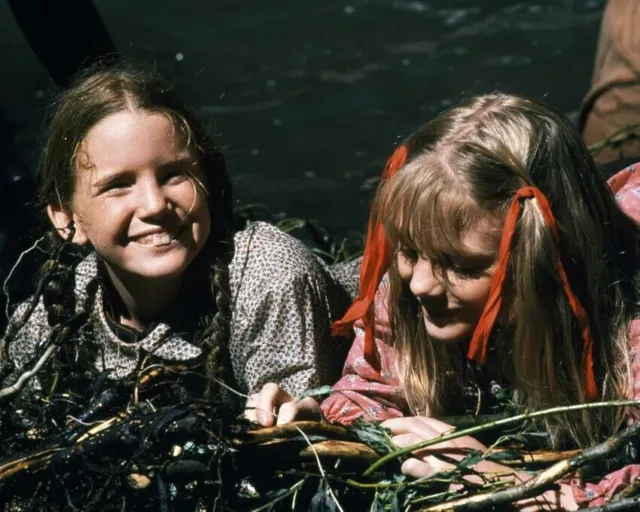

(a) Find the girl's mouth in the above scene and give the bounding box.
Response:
[136,233,173,247]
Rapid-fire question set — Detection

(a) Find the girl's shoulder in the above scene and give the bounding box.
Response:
[230,221,333,289]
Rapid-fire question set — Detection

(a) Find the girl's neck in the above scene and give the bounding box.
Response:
[102,264,183,332]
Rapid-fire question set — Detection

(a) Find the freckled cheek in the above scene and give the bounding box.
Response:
[450,278,493,313]
[78,201,132,243]
[396,255,413,283]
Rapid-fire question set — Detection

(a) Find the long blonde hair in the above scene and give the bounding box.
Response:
[373,93,640,447]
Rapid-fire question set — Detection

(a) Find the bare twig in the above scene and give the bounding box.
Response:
[248,478,307,512]
[3,235,46,322]
[588,121,640,155]
[235,421,350,444]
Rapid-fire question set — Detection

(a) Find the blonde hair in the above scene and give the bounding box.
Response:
[373,93,640,448]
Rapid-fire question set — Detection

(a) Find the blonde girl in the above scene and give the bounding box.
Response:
[260,93,640,508]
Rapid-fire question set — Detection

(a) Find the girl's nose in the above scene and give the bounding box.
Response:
[138,180,169,218]
[410,258,446,298]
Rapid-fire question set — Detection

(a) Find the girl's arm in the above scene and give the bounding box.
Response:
[230,222,352,398]
[321,283,409,424]
[234,268,342,395]
[384,416,579,511]
[245,281,408,426]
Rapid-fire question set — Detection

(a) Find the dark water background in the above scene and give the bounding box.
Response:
[0,0,606,242]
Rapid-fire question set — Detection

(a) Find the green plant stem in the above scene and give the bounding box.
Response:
[363,400,640,476]
[249,478,307,512]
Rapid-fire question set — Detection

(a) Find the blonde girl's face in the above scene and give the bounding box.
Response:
[63,110,211,282]
[396,219,501,344]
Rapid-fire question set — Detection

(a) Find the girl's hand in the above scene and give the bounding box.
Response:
[244,383,324,427]
[382,416,487,478]
[382,416,578,511]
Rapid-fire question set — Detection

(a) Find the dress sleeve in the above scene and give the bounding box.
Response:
[0,298,51,389]
[569,319,640,507]
[321,282,409,424]
[231,260,349,396]
[229,222,355,396]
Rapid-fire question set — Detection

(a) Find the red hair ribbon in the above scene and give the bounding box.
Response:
[331,144,408,369]
[467,186,597,400]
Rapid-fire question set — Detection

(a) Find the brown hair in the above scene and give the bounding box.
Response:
[37,62,234,396]
[374,93,640,447]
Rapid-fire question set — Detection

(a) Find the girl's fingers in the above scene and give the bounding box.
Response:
[392,432,424,449]
[416,416,455,434]
[400,453,453,478]
[393,433,456,479]
[382,417,441,438]
[276,397,323,425]
[383,416,486,452]
[255,383,293,426]
[401,457,433,478]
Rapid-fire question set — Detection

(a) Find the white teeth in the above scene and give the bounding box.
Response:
[151,234,172,247]
[136,233,173,247]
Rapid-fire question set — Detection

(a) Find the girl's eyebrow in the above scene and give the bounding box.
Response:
[91,157,196,190]
[91,169,133,190]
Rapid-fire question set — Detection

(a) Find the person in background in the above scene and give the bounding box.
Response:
[579,0,640,166]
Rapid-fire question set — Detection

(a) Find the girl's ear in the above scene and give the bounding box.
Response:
[46,204,89,245]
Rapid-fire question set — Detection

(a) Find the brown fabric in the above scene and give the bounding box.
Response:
[580,0,640,164]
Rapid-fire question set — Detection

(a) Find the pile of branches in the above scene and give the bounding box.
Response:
[1,359,640,512]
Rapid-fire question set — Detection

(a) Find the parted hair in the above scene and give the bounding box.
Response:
[373,93,640,448]
[36,62,234,397]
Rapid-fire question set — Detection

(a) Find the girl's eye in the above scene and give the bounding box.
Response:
[164,169,188,184]
[100,181,130,194]
[399,246,419,262]
[450,264,485,279]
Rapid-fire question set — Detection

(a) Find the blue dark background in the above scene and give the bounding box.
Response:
[0,0,606,243]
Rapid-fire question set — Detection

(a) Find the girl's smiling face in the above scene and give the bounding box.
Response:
[396,219,501,344]
[56,110,211,283]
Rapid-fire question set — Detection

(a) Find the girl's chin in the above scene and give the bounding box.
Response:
[424,320,473,344]
[106,251,195,282]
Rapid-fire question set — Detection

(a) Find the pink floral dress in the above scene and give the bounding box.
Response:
[321,164,640,507]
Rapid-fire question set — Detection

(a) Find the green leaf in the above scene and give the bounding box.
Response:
[455,450,484,470]
[484,450,523,462]
[298,386,335,400]
[348,418,396,456]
